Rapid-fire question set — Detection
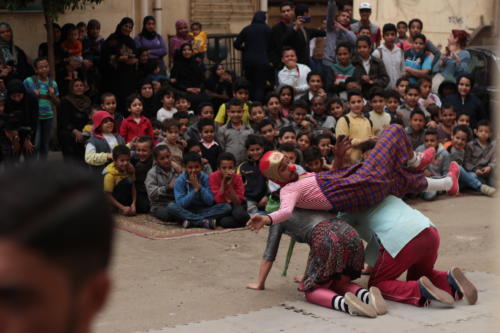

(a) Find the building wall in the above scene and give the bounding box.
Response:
[0,0,190,60]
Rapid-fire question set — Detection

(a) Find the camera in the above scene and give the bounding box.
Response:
[301,16,312,23]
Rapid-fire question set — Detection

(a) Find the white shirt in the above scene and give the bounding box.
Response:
[157,107,178,122]
[372,44,405,89]
[362,57,371,75]
[278,63,311,100]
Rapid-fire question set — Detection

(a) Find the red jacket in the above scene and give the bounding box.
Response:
[209,170,245,204]
[119,115,154,143]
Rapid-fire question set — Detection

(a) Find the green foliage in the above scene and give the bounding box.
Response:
[0,0,103,18]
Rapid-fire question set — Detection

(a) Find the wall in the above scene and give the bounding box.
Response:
[0,0,190,60]
[352,0,496,49]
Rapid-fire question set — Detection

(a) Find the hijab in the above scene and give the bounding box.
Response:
[109,17,136,50]
[140,16,157,40]
[0,22,17,65]
[64,80,91,113]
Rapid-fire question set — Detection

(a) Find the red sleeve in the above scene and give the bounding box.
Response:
[376,28,382,43]
[146,118,154,140]
[233,174,245,202]
[209,171,226,203]
[119,119,129,143]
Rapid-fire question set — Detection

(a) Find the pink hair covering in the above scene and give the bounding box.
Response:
[175,20,188,30]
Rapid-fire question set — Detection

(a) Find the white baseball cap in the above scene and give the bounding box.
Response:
[359,2,372,10]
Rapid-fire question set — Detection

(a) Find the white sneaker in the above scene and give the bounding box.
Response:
[344,292,377,318]
[480,184,496,197]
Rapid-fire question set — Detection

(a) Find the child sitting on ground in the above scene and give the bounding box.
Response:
[313,133,335,170]
[197,118,222,171]
[187,102,215,142]
[151,119,163,144]
[437,103,456,143]
[336,90,374,163]
[167,152,232,229]
[277,126,297,146]
[209,152,250,228]
[397,84,429,127]
[173,110,190,143]
[368,88,391,136]
[418,76,441,114]
[297,131,312,154]
[384,90,403,125]
[131,136,154,213]
[161,118,184,164]
[214,79,251,126]
[174,93,194,118]
[461,120,496,196]
[216,98,254,164]
[145,145,181,222]
[447,124,471,166]
[156,88,177,122]
[185,139,213,174]
[100,92,123,128]
[278,85,294,118]
[406,109,426,150]
[290,101,313,134]
[302,146,323,173]
[85,111,125,172]
[249,102,266,132]
[103,145,136,216]
[257,119,277,151]
[237,135,268,215]
[327,97,346,127]
[310,95,336,135]
[119,94,154,143]
[416,129,451,201]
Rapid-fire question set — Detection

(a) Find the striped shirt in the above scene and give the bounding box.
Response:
[268,173,333,224]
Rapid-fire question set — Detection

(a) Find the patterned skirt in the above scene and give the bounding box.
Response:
[316,124,428,213]
[302,218,364,291]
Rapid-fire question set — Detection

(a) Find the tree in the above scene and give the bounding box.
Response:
[2,0,103,79]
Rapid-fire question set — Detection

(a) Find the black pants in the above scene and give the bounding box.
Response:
[219,204,250,228]
[136,191,150,214]
[112,179,133,207]
[244,64,271,103]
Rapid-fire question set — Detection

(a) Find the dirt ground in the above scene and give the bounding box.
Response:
[94,194,498,333]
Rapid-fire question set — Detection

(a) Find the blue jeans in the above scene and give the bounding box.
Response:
[458,165,486,191]
[166,202,231,227]
[35,118,53,160]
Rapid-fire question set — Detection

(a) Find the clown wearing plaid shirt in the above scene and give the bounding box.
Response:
[247,124,461,231]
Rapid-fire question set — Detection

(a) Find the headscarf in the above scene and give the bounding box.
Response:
[110,17,136,50]
[140,16,157,40]
[64,80,91,113]
[170,20,192,56]
[259,150,288,185]
[0,22,17,65]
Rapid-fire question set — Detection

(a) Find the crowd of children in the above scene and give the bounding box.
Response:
[0,0,495,230]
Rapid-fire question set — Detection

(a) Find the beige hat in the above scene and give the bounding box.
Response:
[359,2,372,10]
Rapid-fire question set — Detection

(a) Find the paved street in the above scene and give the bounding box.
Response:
[95,195,498,333]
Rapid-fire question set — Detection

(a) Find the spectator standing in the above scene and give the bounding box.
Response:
[372,23,404,89]
[402,18,441,67]
[134,16,168,73]
[283,3,326,67]
[351,2,381,47]
[101,17,138,116]
[433,30,471,85]
[271,1,295,70]
[0,22,34,82]
[169,20,192,66]
[234,11,273,103]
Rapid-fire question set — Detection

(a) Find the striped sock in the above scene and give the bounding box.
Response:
[331,295,350,314]
[356,288,370,304]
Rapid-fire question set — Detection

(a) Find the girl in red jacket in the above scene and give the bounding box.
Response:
[119,94,154,143]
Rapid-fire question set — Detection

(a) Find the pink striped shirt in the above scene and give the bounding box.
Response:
[268,173,333,224]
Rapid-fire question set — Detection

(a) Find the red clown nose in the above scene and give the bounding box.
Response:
[288,164,297,173]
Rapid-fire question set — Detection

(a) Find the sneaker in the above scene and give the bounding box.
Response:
[208,218,217,230]
[418,276,454,306]
[447,162,460,196]
[448,267,478,305]
[368,286,388,315]
[201,218,217,230]
[415,147,436,170]
[344,292,377,318]
[480,184,496,197]
[181,220,191,229]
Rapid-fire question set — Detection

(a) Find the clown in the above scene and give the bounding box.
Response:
[247,124,460,231]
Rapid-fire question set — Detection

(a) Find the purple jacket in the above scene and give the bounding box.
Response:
[134,34,168,67]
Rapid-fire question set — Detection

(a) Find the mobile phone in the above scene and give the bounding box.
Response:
[301,16,311,23]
